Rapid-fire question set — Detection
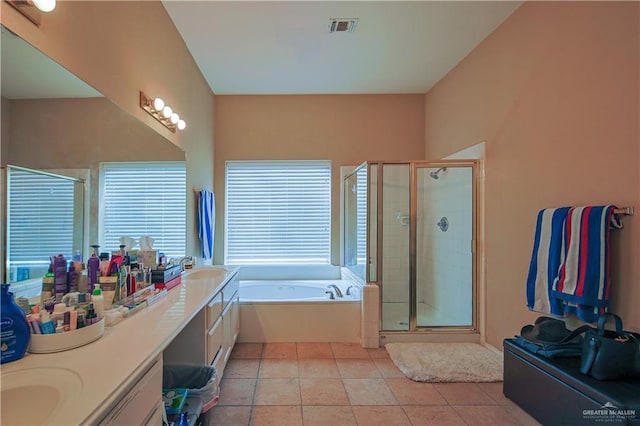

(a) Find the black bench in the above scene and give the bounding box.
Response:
[503,338,640,425]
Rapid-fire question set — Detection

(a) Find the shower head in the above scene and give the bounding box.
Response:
[429,167,447,180]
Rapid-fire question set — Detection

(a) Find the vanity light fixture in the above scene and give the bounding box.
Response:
[139,91,187,133]
[7,0,56,26]
[32,0,56,12]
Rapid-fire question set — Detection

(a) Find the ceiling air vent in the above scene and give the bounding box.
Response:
[328,18,358,33]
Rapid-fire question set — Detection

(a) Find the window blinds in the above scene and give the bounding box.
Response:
[225,161,331,264]
[7,169,76,267]
[100,162,186,257]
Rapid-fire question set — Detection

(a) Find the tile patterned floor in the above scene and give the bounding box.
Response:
[204,343,541,426]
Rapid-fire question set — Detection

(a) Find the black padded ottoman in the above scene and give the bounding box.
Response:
[503,338,640,425]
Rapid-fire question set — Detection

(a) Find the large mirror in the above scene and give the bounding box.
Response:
[1,25,185,293]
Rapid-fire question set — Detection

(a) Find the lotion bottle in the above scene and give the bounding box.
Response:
[0,284,31,363]
[92,284,104,321]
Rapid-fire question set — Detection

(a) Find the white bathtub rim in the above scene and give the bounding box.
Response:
[239,279,361,303]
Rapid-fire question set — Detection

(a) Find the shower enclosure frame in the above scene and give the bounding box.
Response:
[344,159,480,334]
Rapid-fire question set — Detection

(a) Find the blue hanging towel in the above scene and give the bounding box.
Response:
[198,190,215,260]
[526,207,571,316]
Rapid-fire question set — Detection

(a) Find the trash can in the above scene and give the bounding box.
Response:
[163,364,218,425]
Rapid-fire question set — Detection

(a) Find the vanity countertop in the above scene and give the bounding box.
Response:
[0,265,239,425]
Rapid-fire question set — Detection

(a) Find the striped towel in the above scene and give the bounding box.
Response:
[526,207,572,316]
[552,205,622,322]
[198,190,215,260]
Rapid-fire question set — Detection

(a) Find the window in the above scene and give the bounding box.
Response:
[100,162,186,257]
[225,161,331,264]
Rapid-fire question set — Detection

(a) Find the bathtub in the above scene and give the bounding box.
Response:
[238,279,362,343]
[239,280,358,303]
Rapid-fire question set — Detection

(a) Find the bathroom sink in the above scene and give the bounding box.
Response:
[0,367,83,425]
[183,266,230,281]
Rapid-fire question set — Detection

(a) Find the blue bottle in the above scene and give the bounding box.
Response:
[0,284,31,363]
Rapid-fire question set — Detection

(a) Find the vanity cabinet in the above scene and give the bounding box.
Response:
[163,271,240,382]
[97,355,163,425]
[209,273,240,379]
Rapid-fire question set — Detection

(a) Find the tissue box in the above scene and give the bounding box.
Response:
[151,265,181,284]
[137,250,158,269]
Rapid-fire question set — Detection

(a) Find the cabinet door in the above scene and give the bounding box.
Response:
[99,357,162,425]
[206,292,223,331]
[207,316,223,366]
[230,292,240,345]
[221,291,239,367]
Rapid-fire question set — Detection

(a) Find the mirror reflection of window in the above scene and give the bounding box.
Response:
[6,165,85,297]
[99,162,187,258]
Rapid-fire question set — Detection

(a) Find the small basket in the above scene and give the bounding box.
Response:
[28,318,105,353]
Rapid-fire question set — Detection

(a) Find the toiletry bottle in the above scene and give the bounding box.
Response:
[100,253,111,277]
[0,284,31,363]
[51,254,68,302]
[78,266,89,293]
[67,260,78,293]
[88,245,101,294]
[92,284,104,321]
[39,310,56,334]
[119,258,129,298]
[41,265,55,303]
[85,304,97,326]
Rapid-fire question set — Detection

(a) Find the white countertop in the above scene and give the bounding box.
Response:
[0,266,239,425]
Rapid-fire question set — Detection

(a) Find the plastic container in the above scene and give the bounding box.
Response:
[162,365,218,414]
[28,317,104,353]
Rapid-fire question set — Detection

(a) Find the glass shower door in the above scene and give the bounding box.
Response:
[380,163,411,331]
[415,165,474,327]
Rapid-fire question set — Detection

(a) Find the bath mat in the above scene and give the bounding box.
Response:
[385,342,503,382]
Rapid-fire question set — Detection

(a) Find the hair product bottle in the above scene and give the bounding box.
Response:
[51,254,68,302]
[87,245,101,294]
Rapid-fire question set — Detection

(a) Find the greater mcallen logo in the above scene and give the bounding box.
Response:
[583,402,636,422]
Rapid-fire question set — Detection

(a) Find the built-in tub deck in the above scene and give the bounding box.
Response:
[238,279,362,343]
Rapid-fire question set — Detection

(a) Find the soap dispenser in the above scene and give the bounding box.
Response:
[0,284,31,363]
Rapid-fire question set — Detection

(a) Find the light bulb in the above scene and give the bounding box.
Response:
[170,113,179,124]
[32,0,56,12]
[162,106,173,118]
[153,97,164,111]
[177,120,186,130]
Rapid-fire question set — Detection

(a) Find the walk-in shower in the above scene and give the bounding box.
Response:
[344,160,478,334]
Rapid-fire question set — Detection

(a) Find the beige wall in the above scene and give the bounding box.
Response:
[6,97,185,245]
[1,98,9,166]
[423,2,640,347]
[1,1,214,258]
[214,94,425,265]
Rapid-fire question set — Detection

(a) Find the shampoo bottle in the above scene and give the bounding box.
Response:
[0,284,31,363]
[67,261,79,293]
[51,254,68,302]
[88,245,101,294]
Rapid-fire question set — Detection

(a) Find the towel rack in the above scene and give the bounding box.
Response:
[614,207,634,215]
